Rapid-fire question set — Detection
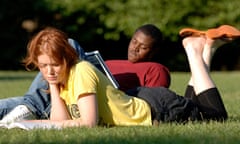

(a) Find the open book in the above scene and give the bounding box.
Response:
[85,50,119,89]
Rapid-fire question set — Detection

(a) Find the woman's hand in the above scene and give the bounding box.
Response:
[49,84,71,120]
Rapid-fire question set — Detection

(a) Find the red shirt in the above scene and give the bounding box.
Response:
[105,60,171,92]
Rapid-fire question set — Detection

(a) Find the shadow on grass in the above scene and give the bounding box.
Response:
[228,115,240,122]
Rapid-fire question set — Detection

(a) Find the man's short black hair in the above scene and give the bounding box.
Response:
[135,24,163,50]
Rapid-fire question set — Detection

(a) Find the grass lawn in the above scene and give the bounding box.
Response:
[0,71,240,144]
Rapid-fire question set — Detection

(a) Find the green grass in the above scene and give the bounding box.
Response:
[0,71,240,144]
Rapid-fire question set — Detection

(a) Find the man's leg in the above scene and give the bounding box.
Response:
[68,38,86,60]
[0,72,49,123]
[0,97,24,119]
[22,72,50,119]
[182,36,227,120]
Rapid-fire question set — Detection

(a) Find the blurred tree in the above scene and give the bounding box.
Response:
[0,0,240,70]
[43,0,240,40]
[43,0,240,71]
[0,0,54,69]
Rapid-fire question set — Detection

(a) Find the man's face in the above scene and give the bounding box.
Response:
[128,31,154,63]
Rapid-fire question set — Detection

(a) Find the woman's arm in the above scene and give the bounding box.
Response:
[49,84,71,120]
[76,93,98,127]
[49,92,98,128]
[48,93,98,128]
[24,86,98,128]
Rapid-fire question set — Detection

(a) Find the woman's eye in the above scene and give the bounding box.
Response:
[38,64,46,68]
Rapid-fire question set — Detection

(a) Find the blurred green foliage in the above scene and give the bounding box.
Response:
[1,0,240,71]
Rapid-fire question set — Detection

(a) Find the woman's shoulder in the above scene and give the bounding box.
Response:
[76,60,94,67]
[71,60,96,73]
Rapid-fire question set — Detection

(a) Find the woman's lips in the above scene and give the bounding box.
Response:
[47,76,57,81]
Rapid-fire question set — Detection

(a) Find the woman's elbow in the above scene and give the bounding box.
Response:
[84,119,98,127]
[76,119,98,128]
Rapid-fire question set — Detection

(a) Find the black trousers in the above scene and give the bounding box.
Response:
[129,86,228,123]
[184,85,227,121]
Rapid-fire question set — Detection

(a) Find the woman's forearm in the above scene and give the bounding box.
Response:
[49,84,71,120]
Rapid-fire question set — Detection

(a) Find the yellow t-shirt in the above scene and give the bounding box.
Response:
[60,60,152,126]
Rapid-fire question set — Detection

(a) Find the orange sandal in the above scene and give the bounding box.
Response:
[179,28,206,38]
[179,25,240,40]
[207,25,240,39]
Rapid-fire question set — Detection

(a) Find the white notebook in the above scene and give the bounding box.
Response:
[0,121,61,130]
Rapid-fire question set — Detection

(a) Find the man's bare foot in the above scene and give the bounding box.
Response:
[203,37,226,67]
[180,25,240,53]
[202,33,236,67]
[182,36,206,55]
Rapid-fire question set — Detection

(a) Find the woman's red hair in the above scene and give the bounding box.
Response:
[23,27,79,87]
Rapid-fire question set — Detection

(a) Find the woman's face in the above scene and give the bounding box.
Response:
[37,54,62,84]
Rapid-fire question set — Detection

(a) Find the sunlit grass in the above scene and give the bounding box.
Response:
[0,71,240,144]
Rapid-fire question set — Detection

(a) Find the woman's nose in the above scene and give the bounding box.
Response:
[47,66,55,74]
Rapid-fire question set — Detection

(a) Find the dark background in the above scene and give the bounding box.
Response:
[1,0,240,71]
